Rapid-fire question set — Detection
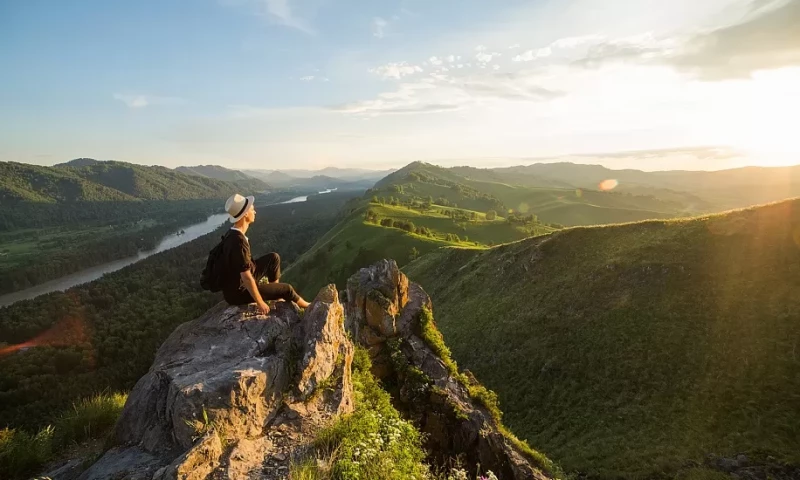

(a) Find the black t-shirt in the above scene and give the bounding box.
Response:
[220,229,252,291]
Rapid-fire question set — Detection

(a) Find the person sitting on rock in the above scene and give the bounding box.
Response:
[220,193,310,314]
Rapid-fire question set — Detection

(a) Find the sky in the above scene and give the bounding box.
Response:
[0,0,798,171]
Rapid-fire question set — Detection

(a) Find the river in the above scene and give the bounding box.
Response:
[0,190,338,308]
[0,213,231,308]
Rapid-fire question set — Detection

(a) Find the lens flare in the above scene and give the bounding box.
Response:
[0,317,88,357]
[599,179,619,191]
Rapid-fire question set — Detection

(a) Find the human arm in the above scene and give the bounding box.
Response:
[240,270,270,315]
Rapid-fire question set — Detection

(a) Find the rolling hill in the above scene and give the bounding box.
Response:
[474,162,800,211]
[286,198,557,296]
[404,198,800,478]
[373,162,691,227]
[242,169,383,191]
[0,160,263,203]
[175,164,270,192]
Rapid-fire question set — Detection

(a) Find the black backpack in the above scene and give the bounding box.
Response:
[200,232,230,292]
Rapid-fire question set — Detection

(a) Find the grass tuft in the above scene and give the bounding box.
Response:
[0,392,127,480]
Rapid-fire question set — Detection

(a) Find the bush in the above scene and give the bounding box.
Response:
[294,347,428,480]
[52,392,127,448]
[485,210,496,221]
[0,392,127,479]
[0,426,54,479]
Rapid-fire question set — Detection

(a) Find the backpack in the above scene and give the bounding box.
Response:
[200,232,230,292]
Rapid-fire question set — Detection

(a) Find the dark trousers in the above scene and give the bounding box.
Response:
[223,253,301,305]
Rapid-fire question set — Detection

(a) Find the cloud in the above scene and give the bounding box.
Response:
[669,0,800,79]
[508,44,521,49]
[429,56,444,66]
[299,75,315,81]
[569,1,800,80]
[263,0,314,34]
[113,93,183,109]
[512,47,552,62]
[329,69,562,116]
[550,34,605,49]
[575,33,674,67]
[371,17,388,38]
[446,55,456,63]
[476,50,501,64]
[370,62,424,80]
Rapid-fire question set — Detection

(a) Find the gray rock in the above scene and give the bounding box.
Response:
[345,260,554,480]
[80,288,352,480]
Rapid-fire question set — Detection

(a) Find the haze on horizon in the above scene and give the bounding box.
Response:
[1,0,798,172]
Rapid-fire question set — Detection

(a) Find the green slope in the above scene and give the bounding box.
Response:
[372,162,691,227]
[174,165,271,192]
[0,160,262,203]
[405,198,800,478]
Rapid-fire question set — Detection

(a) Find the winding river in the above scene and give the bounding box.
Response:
[0,189,338,308]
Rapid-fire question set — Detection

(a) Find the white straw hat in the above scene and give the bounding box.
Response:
[225,193,255,223]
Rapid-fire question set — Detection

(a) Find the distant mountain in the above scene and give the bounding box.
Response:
[242,170,379,191]
[0,160,262,203]
[175,165,271,192]
[488,162,800,210]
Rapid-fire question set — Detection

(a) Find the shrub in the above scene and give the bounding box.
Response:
[485,210,496,220]
[0,392,127,479]
[52,392,127,448]
[0,426,54,479]
[295,347,428,480]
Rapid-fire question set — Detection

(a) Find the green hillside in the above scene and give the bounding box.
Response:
[487,162,800,211]
[405,198,800,478]
[286,195,557,295]
[174,164,271,192]
[372,162,691,227]
[0,160,261,203]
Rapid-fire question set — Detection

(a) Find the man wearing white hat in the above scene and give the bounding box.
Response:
[219,193,310,314]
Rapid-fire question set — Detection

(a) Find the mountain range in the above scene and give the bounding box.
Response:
[0,159,268,203]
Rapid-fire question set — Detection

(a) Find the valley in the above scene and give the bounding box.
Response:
[2,158,800,479]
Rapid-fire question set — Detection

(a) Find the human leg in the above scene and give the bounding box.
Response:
[257,282,304,304]
[252,252,281,283]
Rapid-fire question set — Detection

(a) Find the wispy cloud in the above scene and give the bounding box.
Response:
[370,62,424,80]
[113,93,184,109]
[263,0,314,34]
[512,47,552,62]
[329,69,562,116]
[371,17,388,38]
[670,0,800,80]
[566,0,800,80]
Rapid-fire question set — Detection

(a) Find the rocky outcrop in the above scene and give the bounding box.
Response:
[78,286,352,480]
[72,261,551,480]
[345,260,553,480]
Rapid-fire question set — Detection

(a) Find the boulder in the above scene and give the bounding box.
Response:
[79,287,352,480]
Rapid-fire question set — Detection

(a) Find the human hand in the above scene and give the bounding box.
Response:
[256,300,270,315]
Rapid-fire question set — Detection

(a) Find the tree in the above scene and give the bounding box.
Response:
[371,195,379,204]
[409,247,420,262]
[486,210,497,221]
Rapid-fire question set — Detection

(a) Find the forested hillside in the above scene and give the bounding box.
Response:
[405,198,800,478]
[0,160,265,203]
[175,164,270,192]
[0,192,358,430]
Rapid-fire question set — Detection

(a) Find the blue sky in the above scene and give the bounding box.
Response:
[1,0,798,170]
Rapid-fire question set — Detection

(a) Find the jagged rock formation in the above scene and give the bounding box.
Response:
[70,261,552,480]
[78,285,352,480]
[345,260,552,480]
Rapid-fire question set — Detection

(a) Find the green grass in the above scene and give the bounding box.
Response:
[0,392,127,479]
[374,162,689,227]
[290,347,428,480]
[405,198,800,478]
